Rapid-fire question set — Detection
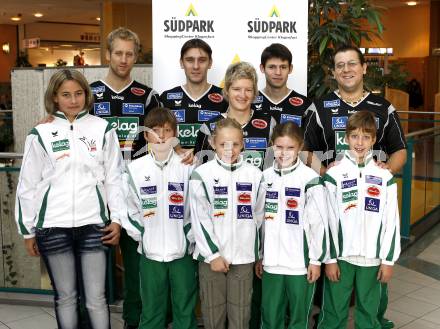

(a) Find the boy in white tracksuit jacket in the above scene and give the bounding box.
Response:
[318,111,401,329]
[123,108,197,329]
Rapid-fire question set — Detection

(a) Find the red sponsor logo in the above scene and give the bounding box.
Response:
[289,97,304,107]
[344,203,357,213]
[238,192,251,204]
[367,186,380,197]
[286,198,298,209]
[251,119,268,129]
[131,87,145,96]
[214,211,225,218]
[208,93,223,103]
[169,193,184,204]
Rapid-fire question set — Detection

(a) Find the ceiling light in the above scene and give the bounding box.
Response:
[34,13,43,18]
[60,44,73,47]
[11,14,22,21]
[407,1,417,5]
[96,17,101,21]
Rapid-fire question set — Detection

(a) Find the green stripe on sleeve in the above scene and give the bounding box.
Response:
[190,171,210,202]
[305,176,324,193]
[200,222,219,254]
[329,230,337,259]
[386,228,397,262]
[254,227,260,261]
[17,199,30,235]
[128,214,144,234]
[29,128,48,154]
[36,186,51,228]
[318,231,327,262]
[103,122,113,147]
[323,173,337,186]
[96,186,109,224]
[337,221,343,257]
[303,231,310,267]
[387,177,396,186]
[376,223,383,258]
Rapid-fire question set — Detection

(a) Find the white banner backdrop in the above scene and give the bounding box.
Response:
[153,0,308,95]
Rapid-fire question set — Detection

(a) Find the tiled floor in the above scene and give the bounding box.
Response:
[0,226,439,329]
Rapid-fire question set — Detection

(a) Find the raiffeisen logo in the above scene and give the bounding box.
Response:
[163,3,215,38]
[248,5,297,40]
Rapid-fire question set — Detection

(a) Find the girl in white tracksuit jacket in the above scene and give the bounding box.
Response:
[15,69,123,329]
[257,122,328,328]
[189,118,265,329]
[123,108,197,329]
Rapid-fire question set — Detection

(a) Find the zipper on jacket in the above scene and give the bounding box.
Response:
[70,123,76,227]
[161,166,166,261]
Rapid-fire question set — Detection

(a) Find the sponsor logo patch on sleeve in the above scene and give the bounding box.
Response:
[253,95,263,104]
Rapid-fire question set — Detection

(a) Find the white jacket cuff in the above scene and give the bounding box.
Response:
[381,260,395,266]
[325,258,338,264]
[207,252,221,263]
[309,260,321,266]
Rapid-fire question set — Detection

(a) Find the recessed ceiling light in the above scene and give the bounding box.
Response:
[11,14,22,21]
[96,17,101,21]
[34,13,43,18]
[60,44,73,47]
[407,1,417,6]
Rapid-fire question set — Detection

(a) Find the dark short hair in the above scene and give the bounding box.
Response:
[270,122,303,145]
[144,107,177,134]
[261,43,292,66]
[180,38,212,60]
[332,45,365,68]
[346,110,377,139]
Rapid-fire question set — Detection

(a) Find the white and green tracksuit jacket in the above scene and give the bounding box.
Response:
[324,152,401,265]
[262,158,329,275]
[189,155,265,265]
[124,150,194,262]
[15,111,124,238]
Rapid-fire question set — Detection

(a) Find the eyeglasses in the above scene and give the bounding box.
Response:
[335,61,360,71]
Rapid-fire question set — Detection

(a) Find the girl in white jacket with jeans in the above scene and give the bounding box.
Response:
[15,69,123,329]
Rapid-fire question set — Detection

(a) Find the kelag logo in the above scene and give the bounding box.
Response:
[163,3,215,38]
[247,5,297,40]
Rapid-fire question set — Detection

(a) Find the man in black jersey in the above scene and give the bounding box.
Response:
[160,38,228,154]
[305,45,407,329]
[253,43,315,126]
[90,27,161,329]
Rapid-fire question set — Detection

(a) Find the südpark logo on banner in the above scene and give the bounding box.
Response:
[163,3,215,39]
[247,5,298,40]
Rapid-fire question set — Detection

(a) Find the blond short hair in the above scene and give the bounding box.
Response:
[107,27,140,55]
[44,69,93,115]
[223,62,258,102]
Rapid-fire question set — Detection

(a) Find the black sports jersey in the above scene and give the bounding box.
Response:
[194,111,276,169]
[90,80,161,160]
[251,89,315,126]
[304,91,407,166]
[160,85,228,148]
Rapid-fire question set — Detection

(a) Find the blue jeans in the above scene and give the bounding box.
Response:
[36,224,110,329]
